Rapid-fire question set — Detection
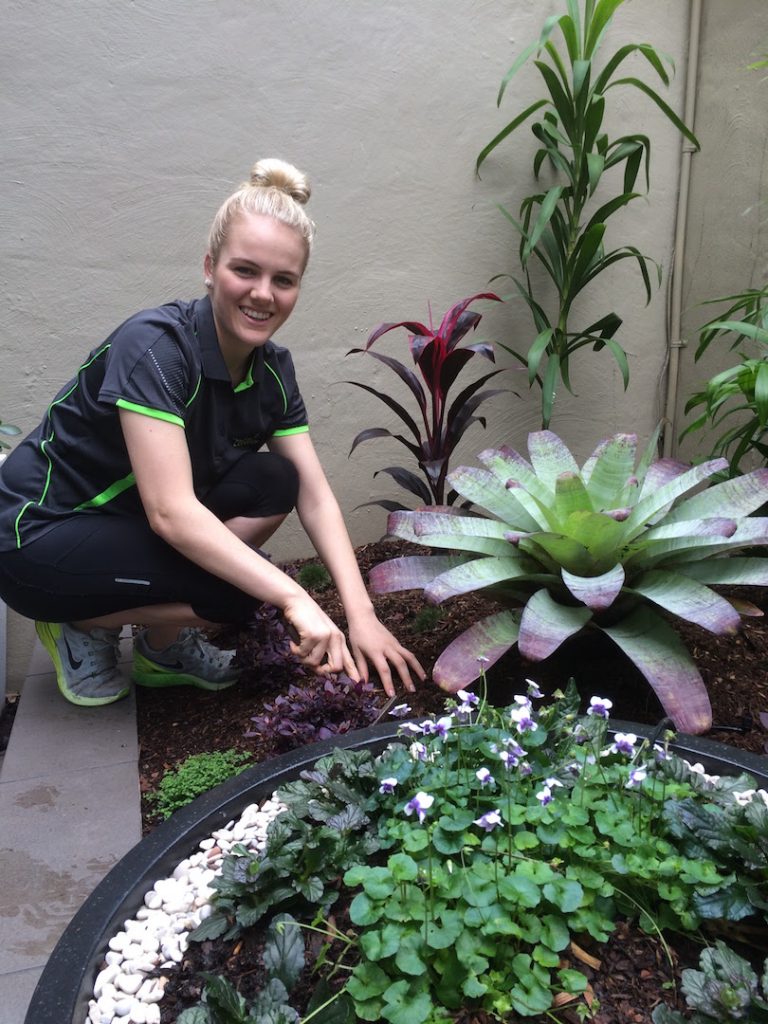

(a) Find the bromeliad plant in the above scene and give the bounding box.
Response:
[368,428,768,734]
[185,685,768,1022]
[476,0,698,427]
[345,293,507,510]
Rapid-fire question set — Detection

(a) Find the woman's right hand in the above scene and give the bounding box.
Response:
[282,594,359,680]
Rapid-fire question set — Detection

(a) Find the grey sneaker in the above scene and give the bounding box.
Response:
[35,621,128,707]
[131,628,239,691]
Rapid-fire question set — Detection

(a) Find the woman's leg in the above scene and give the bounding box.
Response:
[0,451,299,703]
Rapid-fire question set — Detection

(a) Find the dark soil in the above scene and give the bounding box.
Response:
[135,538,768,1024]
[138,538,768,815]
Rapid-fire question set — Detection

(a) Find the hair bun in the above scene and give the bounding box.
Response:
[248,158,311,205]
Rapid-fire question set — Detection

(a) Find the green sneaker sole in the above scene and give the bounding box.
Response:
[35,621,130,707]
[131,651,238,692]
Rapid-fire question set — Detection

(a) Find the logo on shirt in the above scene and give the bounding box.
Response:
[232,434,264,449]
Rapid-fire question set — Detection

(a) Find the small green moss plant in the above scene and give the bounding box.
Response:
[412,607,445,634]
[149,750,252,820]
[296,563,332,592]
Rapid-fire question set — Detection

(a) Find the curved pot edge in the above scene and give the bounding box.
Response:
[26,720,768,1024]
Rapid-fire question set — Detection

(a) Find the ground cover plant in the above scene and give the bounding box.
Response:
[476,0,698,427]
[369,428,768,735]
[148,750,253,820]
[171,683,767,1023]
[344,293,507,510]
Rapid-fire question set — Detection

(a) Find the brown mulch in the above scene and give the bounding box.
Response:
[137,538,768,813]
[135,538,768,1024]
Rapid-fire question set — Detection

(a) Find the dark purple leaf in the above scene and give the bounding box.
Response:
[350,349,428,415]
[343,381,424,444]
[446,387,509,448]
[365,320,431,348]
[436,348,475,399]
[353,498,412,513]
[436,293,502,349]
[463,342,496,362]
[374,466,433,504]
[444,310,483,351]
[349,427,422,460]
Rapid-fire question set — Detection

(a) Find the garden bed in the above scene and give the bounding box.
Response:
[137,539,768,832]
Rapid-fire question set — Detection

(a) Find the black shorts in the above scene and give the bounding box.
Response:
[0,451,298,623]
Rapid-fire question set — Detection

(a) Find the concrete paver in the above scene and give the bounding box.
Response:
[0,635,141,1022]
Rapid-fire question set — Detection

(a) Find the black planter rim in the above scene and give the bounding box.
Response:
[26,720,768,1024]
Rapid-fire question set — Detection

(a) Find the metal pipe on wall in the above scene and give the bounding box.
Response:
[662,0,703,457]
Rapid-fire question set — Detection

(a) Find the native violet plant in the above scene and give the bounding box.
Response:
[188,684,768,1022]
[369,428,768,734]
[345,293,507,510]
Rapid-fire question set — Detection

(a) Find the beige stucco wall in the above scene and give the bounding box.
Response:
[674,0,768,464]
[1,0,694,689]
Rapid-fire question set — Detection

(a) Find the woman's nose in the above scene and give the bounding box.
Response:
[249,276,272,302]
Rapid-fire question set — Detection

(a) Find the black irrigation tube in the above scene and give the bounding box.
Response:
[25,720,768,1024]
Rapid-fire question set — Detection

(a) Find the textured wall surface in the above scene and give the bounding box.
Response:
[675,0,768,464]
[1,0,694,685]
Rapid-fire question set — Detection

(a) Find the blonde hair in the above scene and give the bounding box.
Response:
[207,158,315,264]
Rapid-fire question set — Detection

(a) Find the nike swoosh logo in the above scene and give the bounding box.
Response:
[64,636,83,670]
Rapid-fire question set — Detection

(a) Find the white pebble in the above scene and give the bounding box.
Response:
[145,1004,161,1024]
[113,996,134,1016]
[143,890,162,910]
[115,973,143,995]
[108,931,129,952]
[93,963,118,997]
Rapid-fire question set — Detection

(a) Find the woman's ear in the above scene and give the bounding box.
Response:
[203,253,213,282]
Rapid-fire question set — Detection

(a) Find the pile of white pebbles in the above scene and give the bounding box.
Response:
[85,795,287,1024]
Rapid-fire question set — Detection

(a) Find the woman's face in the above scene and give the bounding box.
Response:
[204,212,307,373]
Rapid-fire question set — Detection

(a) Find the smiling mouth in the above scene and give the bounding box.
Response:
[241,307,271,322]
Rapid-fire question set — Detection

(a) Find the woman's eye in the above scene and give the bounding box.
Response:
[234,266,255,276]
[275,276,296,288]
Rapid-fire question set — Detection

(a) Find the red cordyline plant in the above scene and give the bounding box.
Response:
[345,293,507,510]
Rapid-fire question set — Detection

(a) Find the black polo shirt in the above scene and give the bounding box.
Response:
[0,296,308,550]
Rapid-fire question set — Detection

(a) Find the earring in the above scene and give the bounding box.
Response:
[204,278,213,288]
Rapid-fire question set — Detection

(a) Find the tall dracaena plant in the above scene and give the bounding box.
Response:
[477,0,699,428]
[345,293,506,510]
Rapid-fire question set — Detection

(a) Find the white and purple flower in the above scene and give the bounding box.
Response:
[409,741,429,762]
[404,791,434,823]
[626,767,647,788]
[379,777,399,795]
[526,679,544,699]
[610,732,637,757]
[476,767,495,787]
[498,749,519,770]
[509,704,537,734]
[474,809,503,832]
[389,703,412,718]
[586,696,613,719]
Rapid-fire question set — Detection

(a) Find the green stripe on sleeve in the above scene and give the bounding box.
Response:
[272,425,309,437]
[116,399,185,427]
[74,471,137,510]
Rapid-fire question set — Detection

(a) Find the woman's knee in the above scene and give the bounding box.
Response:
[204,451,299,520]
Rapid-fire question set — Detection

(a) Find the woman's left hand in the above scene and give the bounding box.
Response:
[347,610,427,698]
